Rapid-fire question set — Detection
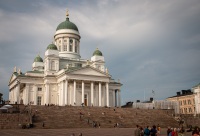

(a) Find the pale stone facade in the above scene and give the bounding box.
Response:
[192,83,200,114]
[8,12,122,107]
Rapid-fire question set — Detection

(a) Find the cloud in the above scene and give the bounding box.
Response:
[0,0,200,105]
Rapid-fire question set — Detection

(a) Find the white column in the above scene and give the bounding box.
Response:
[74,80,76,105]
[62,81,65,106]
[106,82,109,107]
[25,84,29,105]
[73,39,75,52]
[16,83,20,104]
[69,84,72,105]
[61,37,64,51]
[78,41,80,54]
[67,38,69,51]
[91,82,94,106]
[113,90,115,107]
[99,82,102,107]
[82,81,84,104]
[47,59,49,70]
[45,84,49,105]
[65,80,68,105]
[34,85,37,105]
[118,90,121,107]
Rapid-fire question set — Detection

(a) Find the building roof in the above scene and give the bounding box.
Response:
[192,83,200,88]
[56,17,79,32]
[47,43,58,50]
[167,92,194,99]
[34,55,43,62]
[93,48,103,56]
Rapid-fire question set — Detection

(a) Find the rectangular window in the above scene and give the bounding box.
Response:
[69,44,72,52]
[64,45,67,51]
[38,88,42,91]
[37,96,42,105]
[75,45,77,53]
[51,61,55,70]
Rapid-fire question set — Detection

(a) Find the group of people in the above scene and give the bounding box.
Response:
[135,125,160,136]
[167,127,185,136]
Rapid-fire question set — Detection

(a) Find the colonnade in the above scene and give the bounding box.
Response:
[9,80,121,107]
[56,37,80,54]
[54,80,110,107]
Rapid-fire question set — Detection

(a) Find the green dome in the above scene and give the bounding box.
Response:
[56,17,79,32]
[47,43,58,50]
[93,48,103,56]
[34,55,43,62]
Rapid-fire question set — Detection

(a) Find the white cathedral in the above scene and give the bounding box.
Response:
[8,11,122,107]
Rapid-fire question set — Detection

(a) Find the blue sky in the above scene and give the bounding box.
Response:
[0,0,200,105]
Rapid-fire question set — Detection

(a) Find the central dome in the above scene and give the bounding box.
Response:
[56,17,79,32]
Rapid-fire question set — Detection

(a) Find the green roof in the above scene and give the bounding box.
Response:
[47,43,58,50]
[34,55,43,62]
[27,70,44,74]
[93,48,103,56]
[56,17,79,32]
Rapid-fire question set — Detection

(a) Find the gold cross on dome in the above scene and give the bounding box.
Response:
[66,9,69,17]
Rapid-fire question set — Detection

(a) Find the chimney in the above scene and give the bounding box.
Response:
[177,92,181,96]
[136,100,140,103]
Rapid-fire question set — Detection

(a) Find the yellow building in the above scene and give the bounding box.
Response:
[167,90,195,114]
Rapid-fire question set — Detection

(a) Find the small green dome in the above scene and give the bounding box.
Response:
[93,48,103,56]
[56,17,79,32]
[47,43,58,50]
[34,55,43,62]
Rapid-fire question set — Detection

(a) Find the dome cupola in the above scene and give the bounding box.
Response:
[56,18,79,32]
[93,48,103,56]
[34,55,43,62]
[56,10,78,32]
[46,43,58,50]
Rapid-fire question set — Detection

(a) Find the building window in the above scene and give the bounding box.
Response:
[64,44,67,51]
[51,61,55,70]
[183,100,186,105]
[37,96,42,105]
[38,88,42,91]
[64,40,67,42]
[69,44,72,52]
[75,45,77,53]
[58,46,61,51]
[188,100,191,105]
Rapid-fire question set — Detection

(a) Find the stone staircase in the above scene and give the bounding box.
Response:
[0,105,179,129]
[30,106,179,128]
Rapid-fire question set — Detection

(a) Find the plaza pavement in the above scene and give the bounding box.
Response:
[0,128,192,136]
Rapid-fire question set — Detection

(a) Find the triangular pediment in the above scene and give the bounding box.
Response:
[68,66,109,77]
[9,73,17,84]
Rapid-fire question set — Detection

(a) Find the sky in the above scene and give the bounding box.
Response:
[0,0,200,105]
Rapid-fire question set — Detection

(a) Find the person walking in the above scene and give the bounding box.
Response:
[135,125,141,136]
[144,126,150,136]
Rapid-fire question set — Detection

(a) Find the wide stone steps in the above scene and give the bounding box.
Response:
[0,105,179,129]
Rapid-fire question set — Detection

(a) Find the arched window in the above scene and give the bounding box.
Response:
[51,61,55,70]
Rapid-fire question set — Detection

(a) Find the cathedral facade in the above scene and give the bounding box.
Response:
[8,12,122,107]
